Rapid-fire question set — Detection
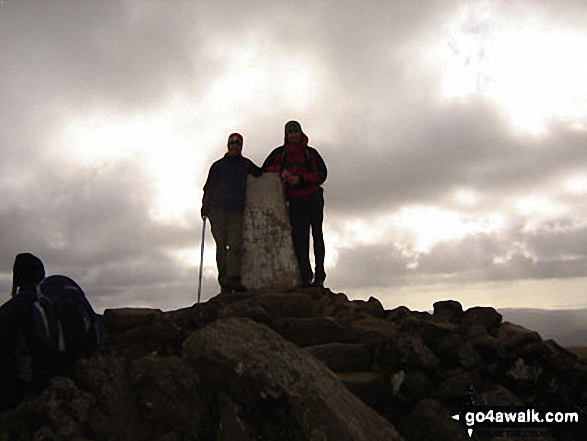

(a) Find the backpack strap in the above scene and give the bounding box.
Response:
[33,291,66,353]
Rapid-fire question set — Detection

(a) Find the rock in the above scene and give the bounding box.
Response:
[469,334,507,363]
[218,301,272,324]
[474,384,523,406]
[386,305,413,321]
[183,318,404,441]
[103,307,163,330]
[429,333,462,361]
[433,300,463,321]
[460,306,502,333]
[377,334,440,373]
[456,343,483,368]
[128,355,205,439]
[272,316,353,346]
[2,290,586,441]
[411,319,459,351]
[338,371,392,411]
[505,357,542,384]
[436,370,478,401]
[351,317,399,348]
[395,370,435,403]
[305,342,373,373]
[401,398,470,441]
[230,292,315,319]
[498,322,543,355]
[105,313,181,358]
[366,296,386,317]
[348,297,386,319]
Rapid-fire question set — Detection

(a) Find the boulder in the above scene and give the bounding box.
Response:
[338,371,392,411]
[460,306,502,333]
[377,334,440,373]
[2,289,586,441]
[183,318,404,441]
[272,316,353,346]
[103,307,163,330]
[400,398,470,441]
[498,322,543,355]
[305,342,373,373]
[433,300,463,321]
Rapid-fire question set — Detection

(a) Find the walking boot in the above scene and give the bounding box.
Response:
[312,268,326,287]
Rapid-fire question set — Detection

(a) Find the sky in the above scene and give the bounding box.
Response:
[1,0,586,314]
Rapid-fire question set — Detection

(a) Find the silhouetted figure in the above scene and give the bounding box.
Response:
[0,253,47,409]
[202,133,263,293]
[263,121,327,287]
[0,253,101,411]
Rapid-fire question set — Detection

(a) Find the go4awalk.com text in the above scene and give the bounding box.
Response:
[452,406,584,438]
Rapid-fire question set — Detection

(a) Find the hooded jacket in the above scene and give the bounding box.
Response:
[262,132,327,199]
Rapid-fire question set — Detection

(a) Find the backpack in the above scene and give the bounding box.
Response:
[33,275,101,364]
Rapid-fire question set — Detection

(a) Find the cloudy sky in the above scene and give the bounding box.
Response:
[1,0,586,313]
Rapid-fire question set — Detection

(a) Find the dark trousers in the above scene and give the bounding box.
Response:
[209,207,244,289]
[288,192,325,285]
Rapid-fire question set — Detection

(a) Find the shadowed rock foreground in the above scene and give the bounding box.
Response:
[1,288,586,440]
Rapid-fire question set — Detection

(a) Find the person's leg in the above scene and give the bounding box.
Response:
[289,198,312,286]
[225,211,245,291]
[209,208,231,292]
[309,192,326,286]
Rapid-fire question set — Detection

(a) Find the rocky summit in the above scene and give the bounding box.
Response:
[1,288,586,440]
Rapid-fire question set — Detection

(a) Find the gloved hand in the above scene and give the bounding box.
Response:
[201,204,210,220]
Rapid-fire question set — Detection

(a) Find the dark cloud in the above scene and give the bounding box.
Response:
[1,0,586,310]
[0,158,199,309]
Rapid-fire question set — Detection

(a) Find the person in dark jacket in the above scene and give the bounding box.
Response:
[0,253,46,410]
[202,133,262,293]
[263,121,327,287]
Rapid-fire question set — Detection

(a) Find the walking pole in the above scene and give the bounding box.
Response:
[197,217,207,304]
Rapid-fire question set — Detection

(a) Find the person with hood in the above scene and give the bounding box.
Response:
[201,133,263,293]
[263,121,328,287]
[0,253,46,410]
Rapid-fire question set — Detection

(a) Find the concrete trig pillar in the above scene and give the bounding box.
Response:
[241,173,300,289]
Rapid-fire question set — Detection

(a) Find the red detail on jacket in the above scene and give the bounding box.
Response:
[264,134,325,199]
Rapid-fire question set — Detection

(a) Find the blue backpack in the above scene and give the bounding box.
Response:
[33,275,101,363]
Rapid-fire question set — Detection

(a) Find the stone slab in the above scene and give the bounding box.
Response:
[241,172,300,289]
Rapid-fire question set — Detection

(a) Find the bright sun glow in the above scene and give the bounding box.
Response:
[453,188,479,206]
[564,174,587,195]
[53,99,213,223]
[429,2,587,136]
[329,207,507,259]
[203,38,320,113]
[516,195,568,218]
[392,206,506,254]
[52,37,323,224]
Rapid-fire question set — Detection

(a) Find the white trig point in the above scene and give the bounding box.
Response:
[241,173,300,290]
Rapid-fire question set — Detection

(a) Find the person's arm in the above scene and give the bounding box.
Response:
[299,148,327,186]
[245,158,263,177]
[262,147,283,173]
[201,162,219,218]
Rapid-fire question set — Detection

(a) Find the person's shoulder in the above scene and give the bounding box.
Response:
[263,146,285,162]
[270,145,284,153]
[0,293,32,318]
[210,155,228,167]
[240,155,256,164]
[306,146,323,157]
